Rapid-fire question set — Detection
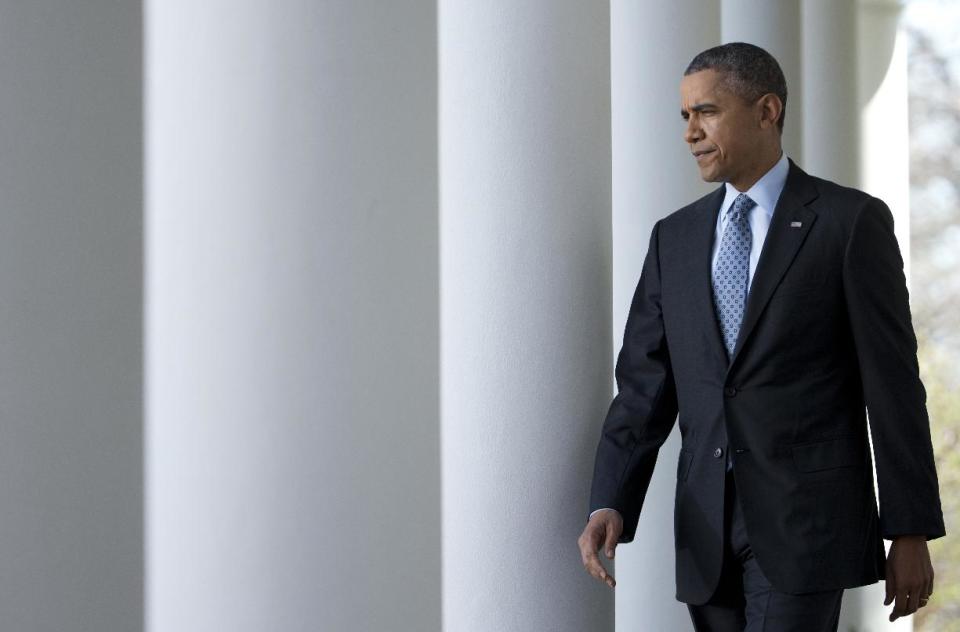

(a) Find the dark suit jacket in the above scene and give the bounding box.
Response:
[588,159,946,604]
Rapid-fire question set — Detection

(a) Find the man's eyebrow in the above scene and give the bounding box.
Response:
[680,102,718,117]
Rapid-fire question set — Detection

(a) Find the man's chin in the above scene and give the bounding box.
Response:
[696,167,722,183]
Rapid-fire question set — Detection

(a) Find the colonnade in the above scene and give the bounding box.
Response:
[0,0,911,630]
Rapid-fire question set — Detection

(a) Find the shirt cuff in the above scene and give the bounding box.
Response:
[589,507,620,520]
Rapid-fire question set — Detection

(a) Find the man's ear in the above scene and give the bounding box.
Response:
[757,93,783,131]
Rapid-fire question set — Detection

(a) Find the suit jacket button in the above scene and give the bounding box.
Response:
[713,447,723,458]
[724,386,737,397]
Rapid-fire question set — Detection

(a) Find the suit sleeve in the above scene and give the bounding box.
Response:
[588,219,678,543]
[843,197,946,541]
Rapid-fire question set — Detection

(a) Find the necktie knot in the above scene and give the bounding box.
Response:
[728,193,756,220]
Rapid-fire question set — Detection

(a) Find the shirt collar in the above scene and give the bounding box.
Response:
[719,151,790,219]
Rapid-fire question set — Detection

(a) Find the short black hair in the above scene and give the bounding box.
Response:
[684,42,787,132]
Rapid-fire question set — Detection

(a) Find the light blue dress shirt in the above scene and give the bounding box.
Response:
[589,152,791,523]
[711,150,789,293]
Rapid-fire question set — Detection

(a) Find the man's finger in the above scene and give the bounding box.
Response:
[884,575,894,606]
[919,583,931,610]
[890,588,909,622]
[584,550,603,578]
[604,520,618,559]
[578,525,616,588]
[905,585,921,616]
[579,537,601,574]
[584,549,615,586]
[578,531,604,576]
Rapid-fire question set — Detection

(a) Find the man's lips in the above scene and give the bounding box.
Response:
[693,148,716,161]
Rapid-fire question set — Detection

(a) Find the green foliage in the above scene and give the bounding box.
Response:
[915,340,960,630]
[906,5,960,628]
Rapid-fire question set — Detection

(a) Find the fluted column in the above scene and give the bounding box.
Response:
[439,2,612,630]
[610,1,719,630]
[146,2,440,630]
[722,0,803,163]
[801,0,859,186]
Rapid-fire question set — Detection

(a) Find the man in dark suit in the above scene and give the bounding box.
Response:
[577,42,946,631]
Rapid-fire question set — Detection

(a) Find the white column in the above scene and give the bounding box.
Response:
[858,0,912,282]
[146,2,440,630]
[842,2,913,631]
[801,0,859,186]
[611,1,719,630]
[439,2,612,630]
[0,2,141,630]
[722,0,804,164]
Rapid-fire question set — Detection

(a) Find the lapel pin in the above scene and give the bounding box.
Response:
[790,221,803,228]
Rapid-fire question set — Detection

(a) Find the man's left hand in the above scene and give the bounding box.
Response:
[884,534,934,622]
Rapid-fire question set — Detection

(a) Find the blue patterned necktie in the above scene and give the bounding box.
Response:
[713,193,754,471]
[713,193,755,358]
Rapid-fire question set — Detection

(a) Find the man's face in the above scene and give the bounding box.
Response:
[680,69,766,185]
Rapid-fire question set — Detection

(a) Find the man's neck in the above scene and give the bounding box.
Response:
[729,148,784,192]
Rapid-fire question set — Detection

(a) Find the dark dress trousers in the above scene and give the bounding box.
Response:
[588,159,946,605]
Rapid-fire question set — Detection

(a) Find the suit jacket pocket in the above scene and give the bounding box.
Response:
[791,434,863,472]
[677,448,694,481]
[771,276,826,300]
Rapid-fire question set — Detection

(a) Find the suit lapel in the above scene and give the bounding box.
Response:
[686,185,729,370]
[727,159,820,370]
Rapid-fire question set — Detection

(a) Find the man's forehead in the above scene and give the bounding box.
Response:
[680,70,728,106]
[681,70,720,93]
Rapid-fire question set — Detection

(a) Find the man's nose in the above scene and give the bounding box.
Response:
[684,117,702,144]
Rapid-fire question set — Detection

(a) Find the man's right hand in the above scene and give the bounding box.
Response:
[577,509,623,589]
